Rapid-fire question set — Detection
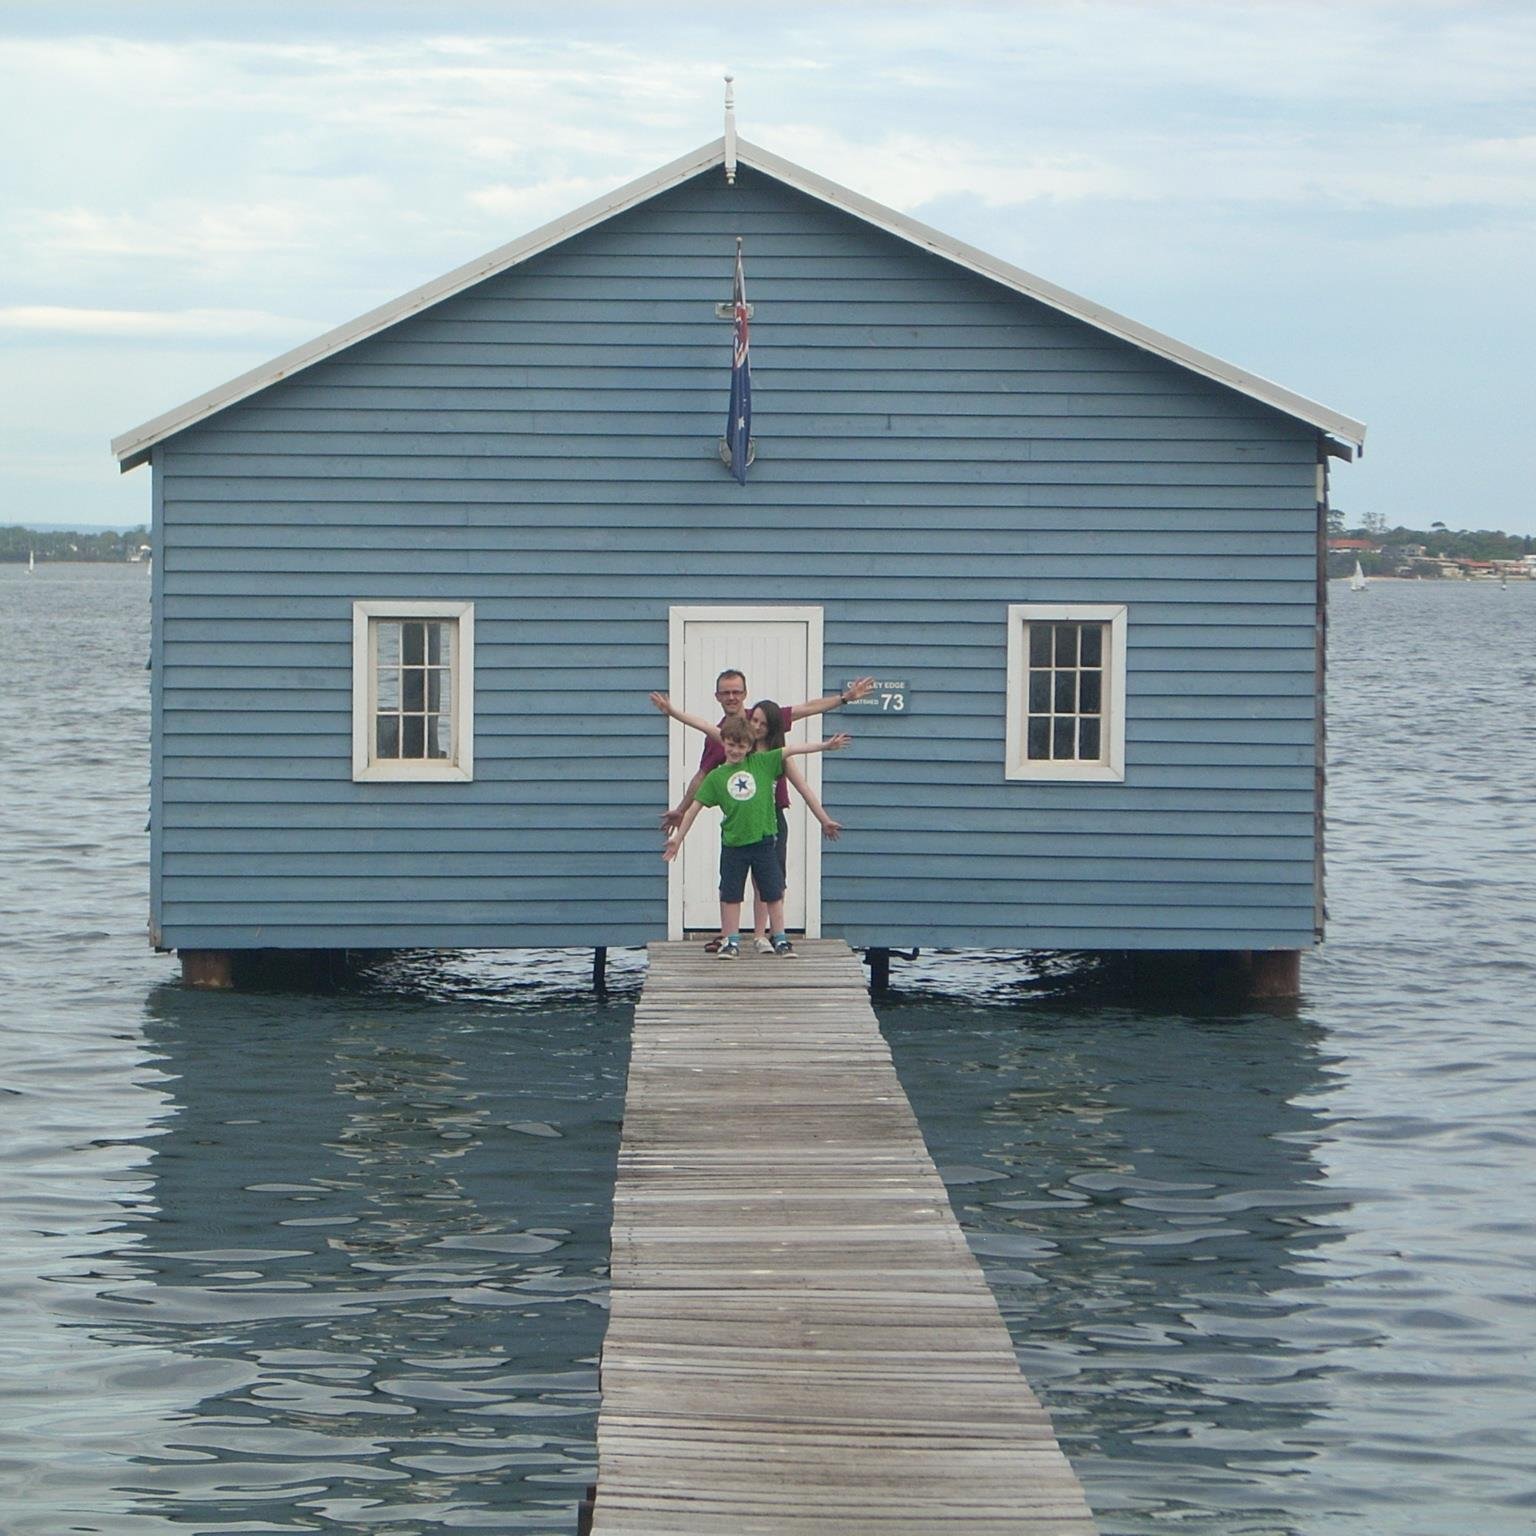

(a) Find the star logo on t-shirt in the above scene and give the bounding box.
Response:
[727,771,755,801]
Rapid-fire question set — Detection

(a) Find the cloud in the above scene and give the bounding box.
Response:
[468,175,622,223]
[0,32,716,293]
[0,305,317,339]
[757,118,1536,225]
[762,124,1133,211]
[814,1,1536,109]
[21,205,314,262]
[1,2,1534,536]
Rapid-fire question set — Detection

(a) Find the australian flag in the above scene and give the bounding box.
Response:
[725,238,751,484]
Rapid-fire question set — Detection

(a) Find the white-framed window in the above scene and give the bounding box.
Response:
[1005,604,1127,782]
[351,601,474,783]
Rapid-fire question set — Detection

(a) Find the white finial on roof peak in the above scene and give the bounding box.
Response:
[724,75,737,185]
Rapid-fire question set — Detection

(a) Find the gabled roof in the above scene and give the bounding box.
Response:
[112,136,1366,470]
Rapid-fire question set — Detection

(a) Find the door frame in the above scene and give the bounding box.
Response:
[666,605,825,941]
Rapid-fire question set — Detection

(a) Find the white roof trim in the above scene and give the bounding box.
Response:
[111,139,728,470]
[741,141,1366,450]
[113,135,1364,469]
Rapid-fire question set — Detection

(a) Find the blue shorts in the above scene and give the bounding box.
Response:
[719,835,784,904]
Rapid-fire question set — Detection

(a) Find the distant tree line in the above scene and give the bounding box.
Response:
[2,525,151,563]
[1327,510,1533,575]
[9,514,1530,572]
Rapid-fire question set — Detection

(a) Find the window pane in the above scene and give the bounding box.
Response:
[433,672,454,757]
[1010,611,1118,777]
[364,611,464,772]
[376,621,401,668]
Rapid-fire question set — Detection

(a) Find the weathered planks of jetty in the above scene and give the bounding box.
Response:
[587,938,1097,1535]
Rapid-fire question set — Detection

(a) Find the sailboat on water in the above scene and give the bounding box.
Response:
[1349,560,1367,592]
[27,549,35,574]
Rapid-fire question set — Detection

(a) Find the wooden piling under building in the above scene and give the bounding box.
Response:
[588,939,1097,1535]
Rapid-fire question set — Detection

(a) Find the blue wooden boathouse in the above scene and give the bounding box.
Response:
[112,133,1365,993]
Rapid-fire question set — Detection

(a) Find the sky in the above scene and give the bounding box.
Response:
[3,0,1534,533]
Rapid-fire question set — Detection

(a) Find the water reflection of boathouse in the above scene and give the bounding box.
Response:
[64,973,1347,1529]
[63,975,632,1527]
[884,989,1351,1520]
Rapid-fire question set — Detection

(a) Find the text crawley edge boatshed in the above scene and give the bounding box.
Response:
[112,133,1366,996]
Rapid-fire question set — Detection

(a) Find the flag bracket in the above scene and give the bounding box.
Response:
[714,302,754,320]
[718,438,757,469]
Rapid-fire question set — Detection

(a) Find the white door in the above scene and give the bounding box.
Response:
[668,606,824,940]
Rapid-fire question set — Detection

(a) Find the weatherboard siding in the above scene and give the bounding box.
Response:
[153,166,1321,951]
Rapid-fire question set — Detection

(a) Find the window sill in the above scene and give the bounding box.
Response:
[1006,760,1125,783]
[354,762,473,785]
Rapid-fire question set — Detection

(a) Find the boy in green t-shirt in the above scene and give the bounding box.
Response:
[663,715,848,958]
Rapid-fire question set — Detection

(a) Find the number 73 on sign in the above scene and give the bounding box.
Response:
[840,679,911,714]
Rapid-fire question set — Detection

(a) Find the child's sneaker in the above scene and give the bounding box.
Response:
[703,936,725,954]
[717,938,740,960]
[752,936,774,955]
[771,936,796,957]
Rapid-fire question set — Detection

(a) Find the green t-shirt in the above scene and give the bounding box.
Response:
[696,748,784,847]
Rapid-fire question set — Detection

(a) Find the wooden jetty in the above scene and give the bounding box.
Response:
[587,939,1097,1535]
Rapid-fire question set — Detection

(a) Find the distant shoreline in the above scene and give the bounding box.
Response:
[1334,572,1530,581]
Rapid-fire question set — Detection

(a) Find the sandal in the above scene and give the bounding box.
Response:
[703,936,725,953]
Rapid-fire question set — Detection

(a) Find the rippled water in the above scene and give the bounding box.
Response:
[3,566,1533,1533]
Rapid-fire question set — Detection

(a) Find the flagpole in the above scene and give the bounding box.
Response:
[722,236,752,484]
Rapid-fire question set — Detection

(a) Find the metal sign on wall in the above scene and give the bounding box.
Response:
[842,679,911,714]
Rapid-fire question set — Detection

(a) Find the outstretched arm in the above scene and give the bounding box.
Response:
[662,800,705,862]
[661,764,707,834]
[787,676,875,719]
[649,692,724,744]
[651,692,722,833]
[785,732,851,759]
[783,757,843,841]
